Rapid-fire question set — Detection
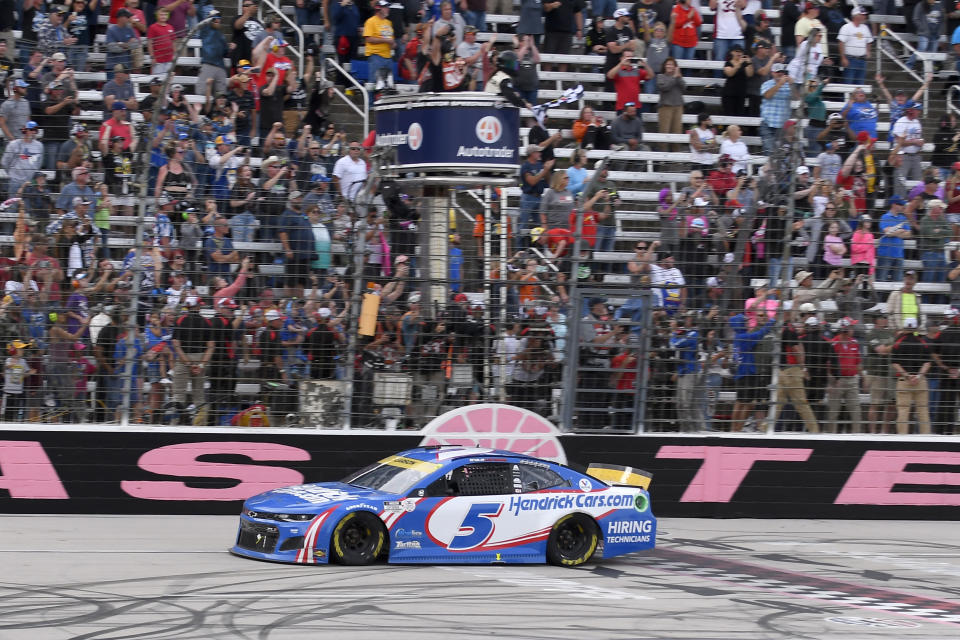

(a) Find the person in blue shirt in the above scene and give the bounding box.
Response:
[449,233,463,292]
[198,12,230,97]
[841,87,878,139]
[953,25,960,75]
[729,311,776,432]
[877,195,913,282]
[277,192,317,298]
[669,312,702,432]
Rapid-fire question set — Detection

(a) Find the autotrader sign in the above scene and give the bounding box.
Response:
[1,428,959,519]
[373,93,519,172]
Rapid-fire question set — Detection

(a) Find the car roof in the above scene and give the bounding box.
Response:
[394,446,543,464]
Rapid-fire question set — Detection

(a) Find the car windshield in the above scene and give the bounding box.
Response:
[342,455,442,494]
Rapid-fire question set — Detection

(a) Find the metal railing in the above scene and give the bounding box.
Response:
[322,57,370,138]
[876,23,931,114]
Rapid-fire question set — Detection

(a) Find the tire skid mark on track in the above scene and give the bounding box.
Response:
[621,548,960,626]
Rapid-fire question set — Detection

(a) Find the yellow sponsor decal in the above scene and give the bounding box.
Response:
[586,464,653,490]
[379,455,442,473]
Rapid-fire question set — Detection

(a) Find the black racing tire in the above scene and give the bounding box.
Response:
[330,511,387,566]
[546,513,600,567]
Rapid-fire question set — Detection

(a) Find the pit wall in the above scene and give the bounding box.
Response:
[1,427,959,519]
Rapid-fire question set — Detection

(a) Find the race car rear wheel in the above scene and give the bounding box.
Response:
[546,513,599,567]
[331,511,386,566]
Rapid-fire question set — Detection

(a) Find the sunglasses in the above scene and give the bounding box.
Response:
[635,245,647,250]
[349,146,361,150]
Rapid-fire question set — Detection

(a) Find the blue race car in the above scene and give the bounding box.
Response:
[231,446,656,566]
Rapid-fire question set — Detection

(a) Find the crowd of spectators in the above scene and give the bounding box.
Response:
[0,1,958,433]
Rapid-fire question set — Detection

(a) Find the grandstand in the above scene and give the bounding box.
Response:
[0,0,957,436]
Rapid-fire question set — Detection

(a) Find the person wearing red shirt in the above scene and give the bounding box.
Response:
[836,142,870,216]
[24,234,64,304]
[669,0,702,59]
[708,154,738,202]
[610,345,639,429]
[98,103,135,154]
[147,7,176,75]
[252,36,296,94]
[826,317,862,433]
[605,51,648,112]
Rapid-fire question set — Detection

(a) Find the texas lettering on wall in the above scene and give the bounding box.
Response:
[0,430,958,518]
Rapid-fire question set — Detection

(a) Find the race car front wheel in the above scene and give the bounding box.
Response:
[331,511,386,565]
[546,513,599,567]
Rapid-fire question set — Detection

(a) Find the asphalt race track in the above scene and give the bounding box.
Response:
[0,516,958,639]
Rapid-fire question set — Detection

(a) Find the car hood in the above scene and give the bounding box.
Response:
[244,482,400,513]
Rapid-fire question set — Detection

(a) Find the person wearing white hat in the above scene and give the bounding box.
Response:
[791,267,842,311]
[837,7,873,85]
[825,317,863,433]
[759,61,792,155]
[890,316,933,434]
[171,291,215,425]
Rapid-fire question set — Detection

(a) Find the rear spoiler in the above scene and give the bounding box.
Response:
[586,464,652,490]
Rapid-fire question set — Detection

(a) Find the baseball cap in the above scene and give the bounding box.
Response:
[903,317,919,329]
[795,270,814,283]
[690,218,706,228]
[614,8,629,17]
[525,143,542,154]
[771,63,786,73]
[907,101,922,110]
[464,25,477,33]
[288,190,304,201]
[23,120,38,129]
[214,135,233,145]
[757,11,768,20]
[14,79,27,88]
[377,0,390,5]
[184,295,199,307]
[905,269,918,277]
[804,316,820,326]
[799,302,817,313]
[693,197,708,207]
[706,276,720,287]
[265,309,282,321]
[796,166,810,175]
[50,52,67,61]
[112,102,127,110]
[719,153,732,165]
[316,307,332,318]
[945,307,959,318]
[71,122,87,135]
[171,83,184,92]
[828,113,843,121]
[804,1,819,10]
[838,316,856,328]
[530,226,545,242]
[408,292,422,304]
[238,59,252,69]
[927,199,946,209]
[454,293,469,303]
[311,173,332,182]
[856,130,875,144]
[888,194,907,206]
[149,77,163,86]
[852,6,868,15]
